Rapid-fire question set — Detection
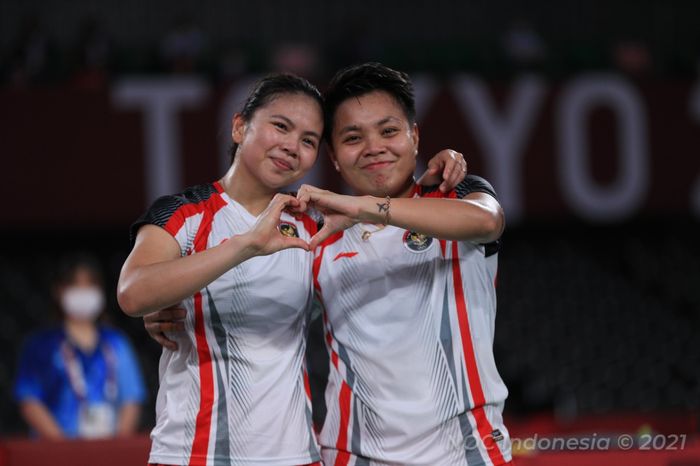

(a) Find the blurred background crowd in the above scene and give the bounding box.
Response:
[0,0,698,444]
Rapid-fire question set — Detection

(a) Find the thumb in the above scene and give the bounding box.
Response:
[278,237,311,252]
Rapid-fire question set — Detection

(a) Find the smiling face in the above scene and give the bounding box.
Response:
[329,91,419,198]
[232,92,323,190]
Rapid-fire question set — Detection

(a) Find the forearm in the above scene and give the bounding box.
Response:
[116,403,141,436]
[359,196,504,243]
[20,400,65,440]
[118,234,257,317]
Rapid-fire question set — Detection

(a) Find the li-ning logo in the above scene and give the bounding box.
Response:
[278,222,299,238]
[403,230,433,252]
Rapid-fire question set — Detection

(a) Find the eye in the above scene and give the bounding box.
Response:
[343,134,361,144]
[381,127,399,136]
[272,121,288,131]
[302,137,317,148]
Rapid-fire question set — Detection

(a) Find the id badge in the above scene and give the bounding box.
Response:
[78,402,116,438]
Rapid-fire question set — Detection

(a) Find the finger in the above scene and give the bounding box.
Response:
[158,307,187,321]
[278,237,311,252]
[154,321,186,333]
[415,165,439,185]
[309,224,335,250]
[153,333,179,351]
[440,161,458,192]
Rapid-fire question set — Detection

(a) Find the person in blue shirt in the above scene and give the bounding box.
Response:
[14,253,146,439]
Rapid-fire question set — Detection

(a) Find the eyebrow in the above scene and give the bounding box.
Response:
[337,116,403,135]
[271,114,321,140]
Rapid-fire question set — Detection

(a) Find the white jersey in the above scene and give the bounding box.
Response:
[314,177,512,466]
[132,182,321,466]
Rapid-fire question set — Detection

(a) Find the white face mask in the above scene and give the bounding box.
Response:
[62,287,105,320]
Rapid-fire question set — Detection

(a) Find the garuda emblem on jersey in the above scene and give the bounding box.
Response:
[278,222,300,238]
[403,230,433,252]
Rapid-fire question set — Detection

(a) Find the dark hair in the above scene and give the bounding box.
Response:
[229,72,323,163]
[323,62,416,143]
[54,252,104,289]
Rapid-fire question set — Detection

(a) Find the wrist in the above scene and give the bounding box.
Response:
[360,196,391,224]
[228,232,260,260]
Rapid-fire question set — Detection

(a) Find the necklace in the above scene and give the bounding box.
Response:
[360,223,386,241]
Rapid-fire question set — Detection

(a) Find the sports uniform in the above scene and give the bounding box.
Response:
[132,181,321,466]
[313,176,513,466]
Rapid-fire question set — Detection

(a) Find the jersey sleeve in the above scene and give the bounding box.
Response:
[129,195,196,256]
[455,175,501,254]
[455,175,499,200]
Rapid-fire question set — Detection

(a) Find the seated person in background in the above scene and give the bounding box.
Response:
[14,253,146,439]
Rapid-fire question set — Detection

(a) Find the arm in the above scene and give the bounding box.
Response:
[297,184,504,248]
[19,400,65,439]
[118,194,309,317]
[116,403,141,436]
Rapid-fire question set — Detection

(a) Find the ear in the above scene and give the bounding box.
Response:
[411,122,420,158]
[232,113,246,144]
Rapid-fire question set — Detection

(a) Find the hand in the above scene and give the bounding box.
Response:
[295,184,358,249]
[246,193,311,256]
[144,304,186,350]
[416,149,467,192]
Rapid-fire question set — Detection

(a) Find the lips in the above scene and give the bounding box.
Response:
[361,160,394,171]
[270,157,295,171]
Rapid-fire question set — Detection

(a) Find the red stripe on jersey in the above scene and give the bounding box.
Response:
[163,203,204,238]
[334,451,351,466]
[312,231,344,294]
[300,214,318,237]
[190,291,213,466]
[188,192,226,466]
[333,251,358,261]
[450,241,506,465]
[334,382,352,466]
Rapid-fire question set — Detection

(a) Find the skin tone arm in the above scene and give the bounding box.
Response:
[19,400,65,439]
[116,403,141,437]
[296,186,504,249]
[118,194,309,317]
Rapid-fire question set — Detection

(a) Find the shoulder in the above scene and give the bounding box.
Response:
[19,328,63,358]
[455,175,498,200]
[419,175,498,200]
[130,182,221,244]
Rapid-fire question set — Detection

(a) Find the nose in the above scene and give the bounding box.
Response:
[363,133,386,157]
[280,135,299,158]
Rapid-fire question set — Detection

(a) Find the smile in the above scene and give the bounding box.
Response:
[270,157,294,171]
[361,161,394,171]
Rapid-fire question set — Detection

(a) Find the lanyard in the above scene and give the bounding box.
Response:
[60,338,118,402]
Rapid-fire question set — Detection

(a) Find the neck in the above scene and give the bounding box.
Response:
[220,160,276,216]
[64,319,98,352]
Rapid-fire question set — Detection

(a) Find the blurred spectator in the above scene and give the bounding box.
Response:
[5,15,57,87]
[71,18,113,90]
[159,17,206,73]
[612,39,652,76]
[502,19,547,67]
[270,42,321,79]
[13,253,145,439]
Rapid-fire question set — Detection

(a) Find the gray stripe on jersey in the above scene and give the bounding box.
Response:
[459,367,487,465]
[351,390,362,455]
[207,289,232,465]
[305,400,321,460]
